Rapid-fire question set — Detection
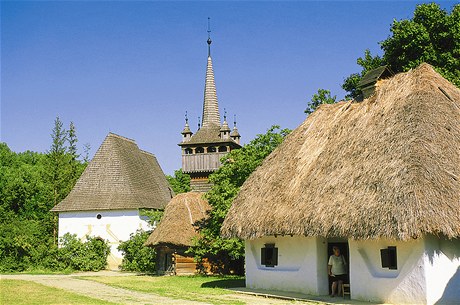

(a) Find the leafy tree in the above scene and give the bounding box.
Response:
[118,230,156,273]
[166,169,191,194]
[0,118,88,272]
[304,88,337,115]
[343,3,460,98]
[188,126,291,274]
[342,50,384,99]
[139,209,164,227]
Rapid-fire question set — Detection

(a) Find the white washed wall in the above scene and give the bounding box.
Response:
[349,238,427,304]
[58,210,153,269]
[424,236,460,305]
[246,235,460,304]
[245,236,328,295]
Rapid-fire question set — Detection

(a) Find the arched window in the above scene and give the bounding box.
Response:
[208,147,216,153]
[195,147,204,154]
[184,148,193,155]
[218,146,228,152]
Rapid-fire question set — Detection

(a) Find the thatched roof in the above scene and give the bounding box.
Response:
[51,133,173,212]
[145,192,210,247]
[222,63,460,241]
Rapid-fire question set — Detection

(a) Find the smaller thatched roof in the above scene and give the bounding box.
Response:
[51,133,173,212]
[222,63,460,241]
[145,192,210,248]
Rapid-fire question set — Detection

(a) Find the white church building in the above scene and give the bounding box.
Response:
[51,132,173,269]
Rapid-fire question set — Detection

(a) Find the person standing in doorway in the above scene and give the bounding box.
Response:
[328,246,347,297]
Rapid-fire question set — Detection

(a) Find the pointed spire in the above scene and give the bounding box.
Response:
[181,111,192,137]
[230,114,241,144]
[201,18,220,129]
[221,108,230,129]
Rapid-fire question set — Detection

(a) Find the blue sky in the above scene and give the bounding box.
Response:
[2,1,458,175]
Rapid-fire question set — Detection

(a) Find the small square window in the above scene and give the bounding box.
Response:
[261,243,278,267]
[380,246,397,269]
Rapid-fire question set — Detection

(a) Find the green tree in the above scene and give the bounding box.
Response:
[188,126,290,274]
[304,88,337,115]
[67,121,80,183]
[46,116,69,208]
[342,50,384,99]
[0,118,88,272]
[343,3,460,98]
[82,142,91,163]
[166,169,191,194]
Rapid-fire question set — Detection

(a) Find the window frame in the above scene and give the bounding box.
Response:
[380,246,397,270]
[261,243,278,267]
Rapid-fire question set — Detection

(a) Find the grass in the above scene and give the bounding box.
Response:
[80,275,247,305]
[0,279,117,305]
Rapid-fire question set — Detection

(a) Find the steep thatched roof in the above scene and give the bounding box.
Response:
[145,192,210,247]
[51,133,173,212]
[222,63,460,241]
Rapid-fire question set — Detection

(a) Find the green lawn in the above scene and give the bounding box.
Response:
[79,275,247,305]
[0,279,117,305]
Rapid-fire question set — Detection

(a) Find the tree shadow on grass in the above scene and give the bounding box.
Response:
[201,278,245,289]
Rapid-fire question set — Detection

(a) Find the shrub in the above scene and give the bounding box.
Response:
[118,230,156,273]
[58,233,109,271]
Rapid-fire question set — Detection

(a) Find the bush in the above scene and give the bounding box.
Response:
[57,233,109,271]
[118,230,156,273]
[0,219,57,272]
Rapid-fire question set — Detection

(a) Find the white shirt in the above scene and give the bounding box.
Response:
[328,255,347,275]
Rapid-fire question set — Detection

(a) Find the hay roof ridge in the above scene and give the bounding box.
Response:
[145,192,210,247]
[222,63,460,241]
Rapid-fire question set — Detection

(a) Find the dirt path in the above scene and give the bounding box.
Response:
[1,272,300,305]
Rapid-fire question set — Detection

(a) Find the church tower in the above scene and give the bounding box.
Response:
[179,22,241,192]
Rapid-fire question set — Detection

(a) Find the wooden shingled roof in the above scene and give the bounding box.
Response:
[51,133,173,212]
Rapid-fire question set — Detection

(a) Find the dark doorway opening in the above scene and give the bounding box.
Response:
[327,241,350,295]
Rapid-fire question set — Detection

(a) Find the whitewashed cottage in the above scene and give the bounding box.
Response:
[222,64,460,305]
[51,133,173,269]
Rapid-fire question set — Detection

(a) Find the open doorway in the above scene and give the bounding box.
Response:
[327,240,349,295]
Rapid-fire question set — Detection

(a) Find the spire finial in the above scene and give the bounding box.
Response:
[224,108,227,121]
[185,111,189,124]
[198,116,201,129]
[234,114,237,127]
[207,17,212,57]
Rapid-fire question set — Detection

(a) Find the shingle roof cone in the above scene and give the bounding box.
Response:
[181,121,192,135]
[201,56,220,128]
[222,63,460,241]
[220,119,230,132]
[51,133,173,212]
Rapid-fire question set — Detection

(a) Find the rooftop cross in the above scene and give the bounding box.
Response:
[207,17,212,57]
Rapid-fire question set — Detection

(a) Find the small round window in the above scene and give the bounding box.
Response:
[96,214,102,220]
